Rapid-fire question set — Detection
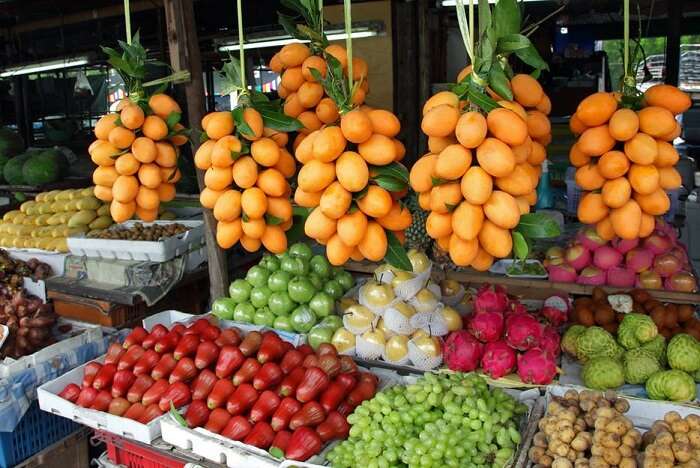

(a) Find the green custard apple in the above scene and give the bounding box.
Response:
[646,369,697,402]
[623,348,661,384]
[666,334,700,373]
[576,326,619,362]
[640,335,667,367]
[561,325,586,358]
[617,313,658,350]
[581,356,625,390]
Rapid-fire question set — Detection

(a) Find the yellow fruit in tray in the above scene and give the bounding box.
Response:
[64,199,78,211]
[77,197,101,211]
[46,214,62,226]
[37,203,52,215]
[68,210,97,228]
[36,238,52,250]
[22,216,36,225]
[3,210,19,222]
[34,214,51,226]
[35,193,46,202]
[96,204,110,217]
[11,237,23,248]
[13,213,26,224]
[51,238,68,252]
[20,201,34,213]
[56,190,73,201]
[44,190,60,202]
[89,216,113,230]
[81,187,95,197]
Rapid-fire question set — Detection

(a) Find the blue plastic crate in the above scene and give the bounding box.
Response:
[0,400,80,468]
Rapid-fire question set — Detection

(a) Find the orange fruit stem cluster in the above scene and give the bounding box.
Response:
[91,94,184,223]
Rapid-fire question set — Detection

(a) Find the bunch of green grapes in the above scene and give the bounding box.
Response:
[326,373,527,468]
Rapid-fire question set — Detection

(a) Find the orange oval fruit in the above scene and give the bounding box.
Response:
[455,111,488,149]
[297,81,324,108]
[577,125,616,156]
[200,187,224,209]
[273,149,296,179]
[478,220,513,258]
[595,217,615,241]
[376,202,412,231]
[429,183,462,214]
[241,187,268,219]
[110,200,136,223]
[297,111,322,135]
[610,199,642,240]
[251,137,280,167]
[279,43,311,68]
[325,44,348,68]
[426,211,453,239]
[658,167,682,190]
[422,91,459,115]
[461,166,493,205]
[212,136,242,168]
[94,185,113,202]
[216,219,242,249]
[313,126,347,162]
[337,210,368,247]
[487,108,528,146]
[148,94,181,120]
[638,106,677,138]
[655,140,680,167]
[231,156,258,189]
[644,84,692,115]
[280,67,305,92]
[368,110,401,138]
[634,188,670,216]
[301,55,327,81]
[121,105,145,130]
[449,234,479,266]
[434,144,472,180]
[577,192,609,224]
[194,139,216,170]
[294,187,322,208]
[483,191,520,229]
[112,175,139,203]
[476,138,516,178]
[569,144,591,168]
[335,151,369,193]
[297,160,336,192]
[241,217,266,239]
[340,109,372,144]
[624,132,658,165]
[601,177,632,208]
[357,186,393,218]
[575,164,605,191]
[256,168,288,197]
[526,110,551,139]
[576,92,617,127]
[157,183,176,202]
[358,134,396,165]
[204,166,232,191]
[421,104,460,137]
[628,164,659,195]
[114,153,140,176]
[108,126,136,150]
[320,181,352,220]
[511,74,544,107]
[242,108,264,141]
[155,142,177,168]
[138,163,162,189]
[131,137,157,164]
[409,154,437,193]
[358,222,388,262]
[639,213,655,237]
[93,166,119,187]
[326,234,353,266]
[598,151,630,179]
[495,164,534,196]
[512,136,532,164]
[451,201,484,241]
[95,113,119,140]
[135,186,160,210]
[316,98,340,124]
[528,140,547,165]
[205,112,235,139]
[305,206,337,240]
[608,108,639,141]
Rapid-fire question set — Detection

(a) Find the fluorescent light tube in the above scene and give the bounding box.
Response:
[218,29,379,52]
[0,57,89,77]
[441,0,541,5]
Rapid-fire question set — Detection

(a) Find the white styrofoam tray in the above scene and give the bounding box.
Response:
[7,248,68,276]
[37,354,165,443]
[143,310,306,347]
[0,318,103,379]
[66,220,204,262]
[161,367,541,468]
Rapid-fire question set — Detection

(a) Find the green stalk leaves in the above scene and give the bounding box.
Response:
[385,231,412,271]
[278,0,328,51]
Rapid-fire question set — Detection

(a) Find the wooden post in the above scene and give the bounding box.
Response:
[417,0,431,155]
[664,0,683,86]
[163,0,229,300]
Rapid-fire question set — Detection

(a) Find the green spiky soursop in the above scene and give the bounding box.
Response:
[576,326,619,362]
[617,313,658,350]
[646,370,697,402]
[640,335,667,367]
[623,348,661,384]
[561,325,586,357]
[582,356,625,390]
[667,334,700,373]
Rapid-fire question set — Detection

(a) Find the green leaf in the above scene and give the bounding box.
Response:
[292,205,312,218]
[370,163,409,184]
[165,111,181,129]
[265,214,284,225]
[497,33,532,53]
[515,213,561,239]
[232,107,255,139]
[353,186,369,201]
[199,131,210,144]
[242,213,250,223]
[493,0,521,38]
[385,230,412,272]
[488,66,513,101]
[477,0,492,38]
[373,176,407,193]
[260,109,303,132]
[512,231,528,261]
[445,203,458,213]
[514,44,549,71]
[166,167,178,182]
[169,401,187,427]
[467,83,501,113]
[431,177,446,187]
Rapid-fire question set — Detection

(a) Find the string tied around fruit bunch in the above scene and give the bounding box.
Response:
[124,0,132,45]
[622,0,635,89]
[236,0,247,93]
[455,0,488,89]
[343,0,353,96]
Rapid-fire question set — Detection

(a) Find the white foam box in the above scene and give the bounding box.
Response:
[37,355,164,443]
[66,220,204,262]
[160,367,541,468]
[0,318,103,379]
[8,249,68,276]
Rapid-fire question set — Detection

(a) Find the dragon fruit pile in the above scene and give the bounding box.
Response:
[546,220,697,292]
[443,284,563,385]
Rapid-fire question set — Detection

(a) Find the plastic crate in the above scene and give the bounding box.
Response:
[98,431,185,468]
[0,401,80,468]
[565,167,582,214]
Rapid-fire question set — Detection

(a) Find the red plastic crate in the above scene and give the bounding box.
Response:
[95,431,185,468]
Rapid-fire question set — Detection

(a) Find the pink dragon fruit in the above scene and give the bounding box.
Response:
[504,300,528,319]
[444,330,484,372]
[517,348,558,385]
[505,313,543,351]
[473,284,508,314]
[480,341,517,379]
[540,306,567,327]
[539,326,561,358]
[468,311,504,343]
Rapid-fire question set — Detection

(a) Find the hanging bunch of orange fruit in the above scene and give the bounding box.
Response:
[410,0,555,270]
[196,58,301,253]
[91,34,189,223]
[571,84,690,240]
[274,2,412,268]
